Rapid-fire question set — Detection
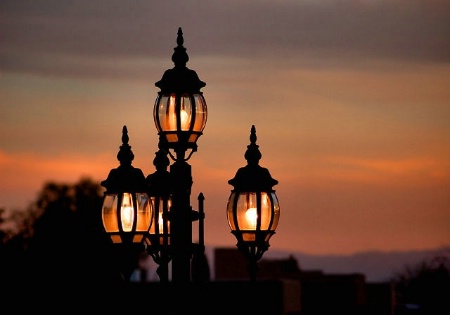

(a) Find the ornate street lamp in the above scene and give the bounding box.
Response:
[145,140,172,283]
[99,29,280,286]
[227,125,280,281]
[153,27,207,161]
[152,27,207,283]
[101,125,153,280]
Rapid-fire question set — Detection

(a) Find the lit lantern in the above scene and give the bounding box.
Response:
[227,125,280,280]
[101,126,153,245]
[153,27,207,161]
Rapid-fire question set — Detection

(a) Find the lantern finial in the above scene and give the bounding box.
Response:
[172,27,189,67]
[244,125,262,166]
[117,125,134,167]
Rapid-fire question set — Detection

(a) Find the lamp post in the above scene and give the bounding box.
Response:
[100,28,279,285]
[145,139,172,283]
[152,27,207,283]
[100,125,153,280]
[227,125,280,281]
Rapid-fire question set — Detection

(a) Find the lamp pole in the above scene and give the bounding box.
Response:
[168,151,193,282]
[145,139,172,283]
[153,27,208,283]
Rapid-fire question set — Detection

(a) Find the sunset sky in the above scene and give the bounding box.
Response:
[1,0,449,256]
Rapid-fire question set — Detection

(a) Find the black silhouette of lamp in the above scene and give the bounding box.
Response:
[100,29,279,285]
[152,27,207,283]
[145,139,172,283]
[100,125,153,280]
[227,125,280,281]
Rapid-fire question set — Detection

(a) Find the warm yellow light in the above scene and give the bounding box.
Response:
[121,193,134,232]
[245,207,258,229]
[167,95,177,130]
[180,109,189,130]
[167,107,189,131]
[102,194,119,233]
[158,212,164,232]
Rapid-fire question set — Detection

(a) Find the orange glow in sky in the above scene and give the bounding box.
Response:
[1,0,449,256]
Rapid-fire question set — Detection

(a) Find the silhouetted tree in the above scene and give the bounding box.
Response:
[0,209,10,245]
[0,207,31,284]
[392,250,450,314]
[0,178,122,291]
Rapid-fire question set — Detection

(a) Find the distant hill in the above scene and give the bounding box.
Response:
[205,245,450,283]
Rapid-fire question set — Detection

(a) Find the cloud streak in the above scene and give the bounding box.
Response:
[2,0,449,79]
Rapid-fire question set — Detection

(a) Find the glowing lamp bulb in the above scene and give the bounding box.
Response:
[121,193,134,232]
[180,109,189,130]
[245,207,257,229]
[121,205,134,232]
[158,212,164,232]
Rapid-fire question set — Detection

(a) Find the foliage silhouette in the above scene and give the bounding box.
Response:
[392,250,450,314]
[0,178,122,290]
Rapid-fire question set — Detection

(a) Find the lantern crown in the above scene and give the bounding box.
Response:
[101,125,147,194]
[155,27,206,94]
[228,125,278,191]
